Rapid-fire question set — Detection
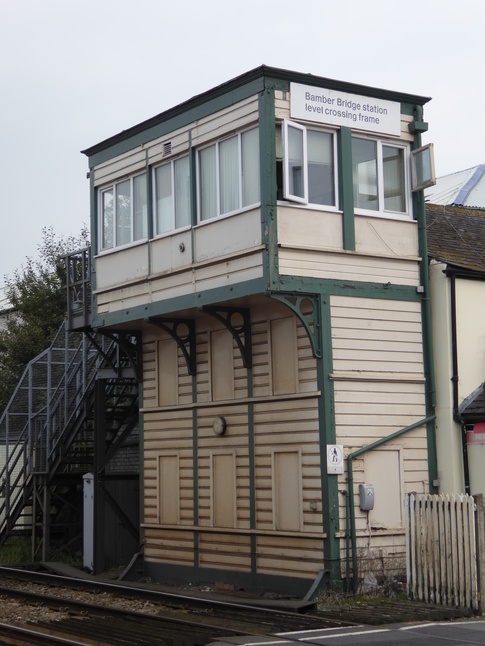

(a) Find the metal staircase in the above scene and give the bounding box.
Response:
[0,317,140,562]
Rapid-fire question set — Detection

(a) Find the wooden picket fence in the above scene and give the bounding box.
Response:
[405,493,480,611]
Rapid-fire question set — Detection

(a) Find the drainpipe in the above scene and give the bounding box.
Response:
[450,272,459,419]
[411,104,438,491]
[347,414,436,591]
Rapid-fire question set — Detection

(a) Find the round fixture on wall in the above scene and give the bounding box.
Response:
[213,416,227,436]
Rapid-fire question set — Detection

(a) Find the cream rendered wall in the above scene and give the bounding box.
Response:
[455,278,485,402]
[429,261,465,494]
[455,277,485,495]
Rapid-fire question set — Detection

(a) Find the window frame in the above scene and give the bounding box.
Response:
[282,119,338,209]
[196,126,260,223]
[351,134,411,218]
[98,172,148,252]
[152,154,191,238]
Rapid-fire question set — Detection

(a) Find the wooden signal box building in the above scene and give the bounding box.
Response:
[82,66,436,593]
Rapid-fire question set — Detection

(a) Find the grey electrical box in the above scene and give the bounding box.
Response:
[359,484,375,511]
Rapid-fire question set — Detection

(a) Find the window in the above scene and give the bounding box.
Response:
[154,155,191,235]
[411,143,436,191]
[282,120,337,207]
[197,127,260,221]
[352,136,408,214]
[100,174,147,250]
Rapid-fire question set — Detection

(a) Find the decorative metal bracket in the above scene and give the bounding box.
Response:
[147,317,197,376]
[269,293,322,359]
[203,306,252,369]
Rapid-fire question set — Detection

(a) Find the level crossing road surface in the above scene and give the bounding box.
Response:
[210,619,485,645]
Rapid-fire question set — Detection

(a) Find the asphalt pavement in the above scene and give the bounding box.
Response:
[210,618,485,645]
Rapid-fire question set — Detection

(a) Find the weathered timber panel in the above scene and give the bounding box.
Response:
[278,248,420,286]
[190,95,259,148]
[144,529,195,564]
[198,533,252,571]
[93,95,259,187]
[95,245,264,314]
[331,296,424,377]
[253,397,322,534]
[277,207,419,260]
[256,535,324,578]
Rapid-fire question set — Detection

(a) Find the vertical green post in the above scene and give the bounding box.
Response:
[411,107,438,492]
[338,127,355,252]
[317,294,342,589]
[258,85,278,290]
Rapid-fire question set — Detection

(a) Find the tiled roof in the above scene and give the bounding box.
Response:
[458,383,485,423]
[426,204,485,273]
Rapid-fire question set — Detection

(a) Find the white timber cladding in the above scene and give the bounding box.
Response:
[142,295,429,577]
[94,208,263,314]
[277,206,421,286]
[330,294,428,568]
[142,303,325,577]
[274,89,414,142]
[93,95,259,187]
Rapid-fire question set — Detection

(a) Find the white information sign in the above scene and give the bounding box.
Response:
[290,83,401,136]
[327,444,344,475]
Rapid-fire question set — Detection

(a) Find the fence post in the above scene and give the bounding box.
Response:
[473,493,485,615]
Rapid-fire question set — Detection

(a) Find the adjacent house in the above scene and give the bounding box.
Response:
[426,202,485,496]
[80,66,436,593]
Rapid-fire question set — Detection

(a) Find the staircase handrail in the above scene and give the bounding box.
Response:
[0,318,117,537]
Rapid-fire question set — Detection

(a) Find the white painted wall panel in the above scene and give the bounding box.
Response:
[279,249,420,286]
[95,244,149,290]
[94,148,146,187]
[150,230,193,275]
[194,209,262,262]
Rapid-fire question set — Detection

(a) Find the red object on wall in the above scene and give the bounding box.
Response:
[466,422,485,444]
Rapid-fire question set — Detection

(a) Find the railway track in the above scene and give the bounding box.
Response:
[0,566,354,645]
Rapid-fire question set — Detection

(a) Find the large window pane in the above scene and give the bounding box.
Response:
[288,125,304,199]
[352,138,378,210]
[219,136,239,214]
[199,145,217,221]
[383,146,405,212]
[102,189,114,249]
[116,180,131,245]
[133,175,147,241]
[155,164,173,234]
[174,156,191,228]
[308,130,335,206]
[242,128,260,206]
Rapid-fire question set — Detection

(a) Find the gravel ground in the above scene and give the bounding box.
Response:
[0,577,171,627]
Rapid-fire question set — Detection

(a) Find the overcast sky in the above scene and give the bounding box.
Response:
[1,0,484,281]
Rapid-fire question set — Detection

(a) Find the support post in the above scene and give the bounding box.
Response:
[93,379,106,574]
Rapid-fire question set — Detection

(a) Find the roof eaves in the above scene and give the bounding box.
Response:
[82,65,431,158]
